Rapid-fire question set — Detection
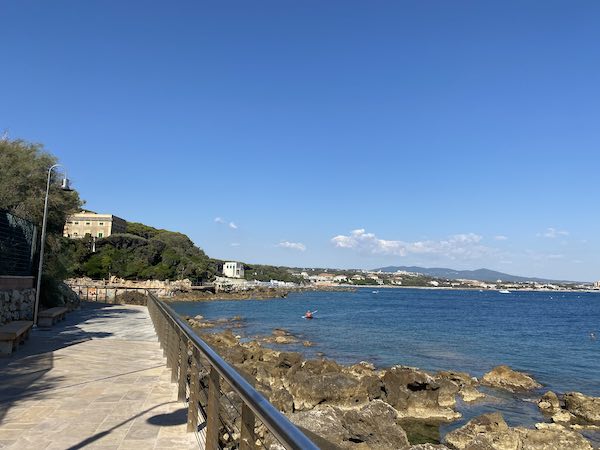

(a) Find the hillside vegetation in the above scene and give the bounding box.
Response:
[65,222,218,282]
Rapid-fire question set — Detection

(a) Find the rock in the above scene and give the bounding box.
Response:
[289,401,411,449]
[458,386,485,402]
[274,335,298,344]
[514,425,592,450]
[481,365,542,392]
[382,366,461,421]
[272,328,292,337]
[444,412,515,449]
[563,392,600,424]
[341,400,411,449]
[436,371,484,402]
[303,340,314,347]
[410,445,449,449]
[289,406,350,446]
[551,410,575,424]
[538,391,561,412]
[288,369,370,410]
[445,413,593,450]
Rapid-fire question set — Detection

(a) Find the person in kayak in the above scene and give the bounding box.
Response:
[305,310,313,319]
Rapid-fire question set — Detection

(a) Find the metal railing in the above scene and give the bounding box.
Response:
[146,293,319,450]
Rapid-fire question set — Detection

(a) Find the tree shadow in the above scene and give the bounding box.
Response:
[0,301,148,423]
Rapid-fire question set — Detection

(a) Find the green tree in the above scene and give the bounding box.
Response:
[0,138,83,305]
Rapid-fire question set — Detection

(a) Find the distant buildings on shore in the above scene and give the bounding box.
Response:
[63,212,126,239]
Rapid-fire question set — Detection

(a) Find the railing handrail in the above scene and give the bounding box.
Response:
[147,293,319,450]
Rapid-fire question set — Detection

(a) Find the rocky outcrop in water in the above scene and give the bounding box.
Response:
[481,365,542,392]
[444,412,593,450]
[564,392,600,424]
[538,391,600,428]
[382,367,461,421]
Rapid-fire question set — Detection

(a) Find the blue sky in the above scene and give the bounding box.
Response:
[2,1,599,281]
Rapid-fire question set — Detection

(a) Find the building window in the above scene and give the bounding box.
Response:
[99,222,104,226]
[85,222,91,225]
[74,232,78,236]
[98,232,103,238]
[74,221,79,225]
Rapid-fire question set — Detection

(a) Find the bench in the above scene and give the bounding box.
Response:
[38,307,69,328]
[0,321,33,356]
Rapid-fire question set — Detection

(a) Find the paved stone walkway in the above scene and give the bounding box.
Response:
[0,302,199,449]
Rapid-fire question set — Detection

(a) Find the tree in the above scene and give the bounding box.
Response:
[0,138,83,305]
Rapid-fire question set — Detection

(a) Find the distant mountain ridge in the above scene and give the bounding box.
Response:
[374,266,580,284]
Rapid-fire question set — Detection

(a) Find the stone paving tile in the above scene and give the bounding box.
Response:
[0,303,199,449]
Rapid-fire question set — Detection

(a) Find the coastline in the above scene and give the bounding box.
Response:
[167,284,599,303]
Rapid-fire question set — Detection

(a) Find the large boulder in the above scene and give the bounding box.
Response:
[563,392,600,424]
[288,369,371,410]
[382,366,461,421]
[289,401,411,449]
[481,365,541,392]
[444,413,593,450]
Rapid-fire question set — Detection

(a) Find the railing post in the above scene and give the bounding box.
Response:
[205,366,221,450]
[240,403,256,450]
[178,338,189,401]
[187,352,200,433]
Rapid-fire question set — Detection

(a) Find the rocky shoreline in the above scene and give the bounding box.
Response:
[170,285,355,302]
[185,314,599,449]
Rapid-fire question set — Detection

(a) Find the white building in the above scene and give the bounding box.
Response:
[223,261,245,279]
[594,280,600,289]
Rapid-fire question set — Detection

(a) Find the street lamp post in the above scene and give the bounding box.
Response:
[33,164,72,326]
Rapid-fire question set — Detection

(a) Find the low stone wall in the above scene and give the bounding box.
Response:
[70,286,155,303]
[0,288,35,326]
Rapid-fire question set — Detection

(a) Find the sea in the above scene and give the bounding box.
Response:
[169,288,600,443]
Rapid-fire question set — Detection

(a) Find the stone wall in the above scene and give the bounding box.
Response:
[0,288,35,326]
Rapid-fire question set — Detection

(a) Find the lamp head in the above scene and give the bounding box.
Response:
[61,177,73,191]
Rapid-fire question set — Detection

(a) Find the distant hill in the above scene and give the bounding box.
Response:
[374,266,578,284]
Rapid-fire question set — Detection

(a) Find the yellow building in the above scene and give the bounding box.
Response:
[63,212,127,239]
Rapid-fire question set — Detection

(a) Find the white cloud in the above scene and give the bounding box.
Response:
[494,235,508,241]
[277,241,306,251]
[331,229,491,260]
[215,217,238,230]
[230,243,240,247]
[537,227,569,239]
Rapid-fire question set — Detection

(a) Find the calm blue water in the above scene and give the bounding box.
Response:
[169,288,600,436]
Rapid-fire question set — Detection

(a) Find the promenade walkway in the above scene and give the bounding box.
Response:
[0,302,199,449]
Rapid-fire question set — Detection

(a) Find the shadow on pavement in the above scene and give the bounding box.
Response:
[0,302,144,423]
